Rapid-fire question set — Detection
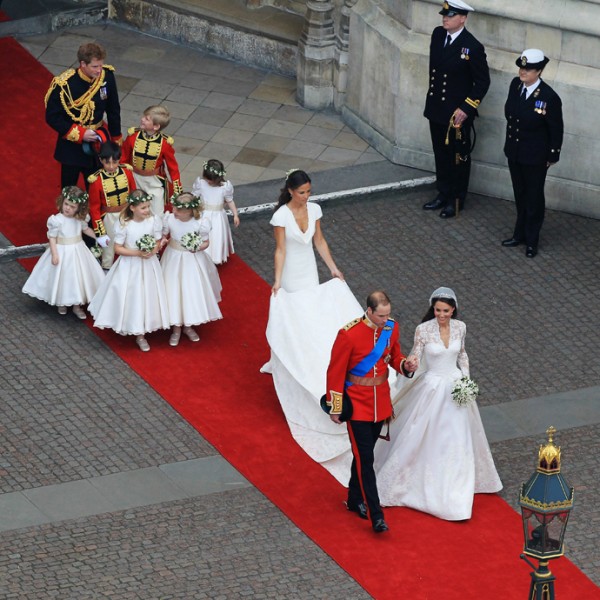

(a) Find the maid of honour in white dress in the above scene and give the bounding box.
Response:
[261,170,362,485]
[374,287,502,520]
[89,191,170,351]
[22,187,105,319]
[161,193,222,346]
[191,159,240,265]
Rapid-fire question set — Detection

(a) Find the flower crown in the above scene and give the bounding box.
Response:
[61,188,89,204]
[127,191,152,205]
[203,161,226,178]
[171,192,203,210]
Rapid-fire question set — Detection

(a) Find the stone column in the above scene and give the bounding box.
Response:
[333,0,358,110]
[296,0,336,109]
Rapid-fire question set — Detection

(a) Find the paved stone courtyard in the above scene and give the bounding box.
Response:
[0,17,599,600]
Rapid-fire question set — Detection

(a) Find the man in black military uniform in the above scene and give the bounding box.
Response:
[501,49,563,258]
[423,0,490,218]
[45,42,122,189]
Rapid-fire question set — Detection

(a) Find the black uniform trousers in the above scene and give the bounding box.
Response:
[429,120,472,206]
[508,160,548,249]
[61,163,97,190]
[347,420,385,523]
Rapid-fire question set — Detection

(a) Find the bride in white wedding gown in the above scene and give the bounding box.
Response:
[261,170,362,484]
[374,287,502,520]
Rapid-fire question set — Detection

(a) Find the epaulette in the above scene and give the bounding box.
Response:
[343,317,361,331]
[127,126,139,135]
[44,68,76,106]
[162,133,174,145]
[54,68,76,85]
[121,163,134,171]
[104,64,116,72]
[87,170,101,183]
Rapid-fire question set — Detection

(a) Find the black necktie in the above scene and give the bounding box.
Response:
[520,86,527,101]
[445,34,452,47]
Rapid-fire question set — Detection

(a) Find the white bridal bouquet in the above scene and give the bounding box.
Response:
[90,244,102,259]
[136,234,156,253]
[180,232,203,252]
[451,377,479,407]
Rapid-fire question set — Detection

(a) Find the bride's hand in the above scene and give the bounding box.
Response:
[405,355,419,371]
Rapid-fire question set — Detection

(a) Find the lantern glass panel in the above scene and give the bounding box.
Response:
[523,510,568,556]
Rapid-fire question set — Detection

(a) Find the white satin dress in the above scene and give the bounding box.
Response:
[88,216,170,336]
[374,318,502,520]
[262,202,363,485]
[191,178,235,264]
[22,213,105,307]
[160,212,222,326]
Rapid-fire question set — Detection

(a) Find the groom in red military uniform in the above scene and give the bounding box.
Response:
[326,291,418,533]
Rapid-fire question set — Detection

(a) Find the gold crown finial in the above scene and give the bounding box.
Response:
[538,426,561,473]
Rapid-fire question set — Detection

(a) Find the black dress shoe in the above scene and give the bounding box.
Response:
[501,238,522,247]
[372,518,389,533]
[423,195,446,210]
[439,204,457,218]
[526,246,537,258]
[346,501,368,520]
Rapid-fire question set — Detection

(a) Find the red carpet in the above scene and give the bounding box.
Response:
[3,34,599,600]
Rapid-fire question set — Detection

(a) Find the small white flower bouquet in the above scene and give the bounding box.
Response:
[136,234,156,253]
[451,377,479,407]
[180,232,203,252]
[90,244,102,259]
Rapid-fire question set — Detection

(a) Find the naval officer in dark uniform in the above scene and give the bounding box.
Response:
[45,43,122,190]
[423,0,490,218]
[501,49,563,258]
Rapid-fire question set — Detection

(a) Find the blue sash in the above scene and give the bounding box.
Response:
[346,319,394,387]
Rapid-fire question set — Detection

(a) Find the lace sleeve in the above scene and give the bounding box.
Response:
[410,324,426,362]
[457,321,470,377]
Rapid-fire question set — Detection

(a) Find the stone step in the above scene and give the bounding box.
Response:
[109,0,304,75]
[0,0,106,35]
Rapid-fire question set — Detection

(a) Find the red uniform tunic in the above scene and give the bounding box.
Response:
[87,164,136,235]
[326,316,408,422]
[121,128,182,198]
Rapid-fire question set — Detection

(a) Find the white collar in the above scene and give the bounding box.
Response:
[522,78,542,98]
[447,28,464,44]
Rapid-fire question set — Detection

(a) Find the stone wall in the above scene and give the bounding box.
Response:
[338,0,600,218]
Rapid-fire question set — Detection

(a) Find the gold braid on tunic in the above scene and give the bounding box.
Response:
[44,66,114,127]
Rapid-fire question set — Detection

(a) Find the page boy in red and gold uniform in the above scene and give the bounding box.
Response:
[121,105,182,219]
[88,142,136,269]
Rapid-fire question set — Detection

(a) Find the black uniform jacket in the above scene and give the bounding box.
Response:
[424,26,490,125]
[504,77,563,166]
[45,66,121,167]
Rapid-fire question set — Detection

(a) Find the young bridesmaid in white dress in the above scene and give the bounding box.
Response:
[375,287,502,520]
[22,186,106,319]
[88,190,170,352]
[161,192,223,346]
[191,159,239,264]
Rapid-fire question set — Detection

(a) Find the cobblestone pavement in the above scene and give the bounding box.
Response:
[2,185,599,597]
[234,187,600,406]
[0,488,369,600]
[233,187,600,587]
[1,16,599,599]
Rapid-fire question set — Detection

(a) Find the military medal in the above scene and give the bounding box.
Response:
[100,85,107,100]
[534,100,547,115]
[461,48,470,60]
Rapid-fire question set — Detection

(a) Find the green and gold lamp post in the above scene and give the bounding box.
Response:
[519,426,574,600]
